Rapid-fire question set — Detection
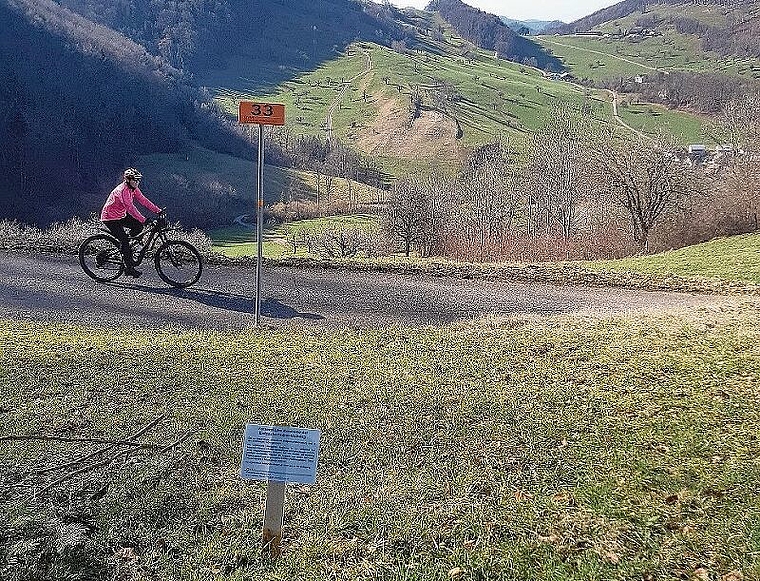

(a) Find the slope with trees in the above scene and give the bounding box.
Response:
[381,97,759,261]
[53,0,401,83]
[0,0,252,226]
[428,0,563,70]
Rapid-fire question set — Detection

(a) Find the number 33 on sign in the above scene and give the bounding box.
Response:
[239,101,286,125]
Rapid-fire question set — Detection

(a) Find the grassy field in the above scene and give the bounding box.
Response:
[537,29,760,83]
[615,100,711,144]
[210,215,381,258]
[586,232,760,284]
[590,2,760,80]
[1,303,759,580]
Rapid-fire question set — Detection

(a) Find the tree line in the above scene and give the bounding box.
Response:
[598,70,756,115]
[55,0,399,75]
[382,101,760,261]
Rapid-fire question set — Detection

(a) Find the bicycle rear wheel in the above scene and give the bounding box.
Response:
[154,240,202,288]
[79,234,124,282]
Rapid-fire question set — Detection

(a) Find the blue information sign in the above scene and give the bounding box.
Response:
[240,424,321,484]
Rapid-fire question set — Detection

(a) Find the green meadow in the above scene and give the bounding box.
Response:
[1,302,759,580]
[538,30,760,83]
[615,100,711,143]
[586,232,760,284]
[210,215,380,258]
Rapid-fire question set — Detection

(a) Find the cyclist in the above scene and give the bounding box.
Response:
[101,168,162,278]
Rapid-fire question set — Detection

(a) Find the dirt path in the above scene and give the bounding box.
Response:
[605,88,650,139]
[541,38,666,74]
[326,48,373,141]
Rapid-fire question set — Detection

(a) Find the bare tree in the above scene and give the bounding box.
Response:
[593,135,698,252]
[527,104,596,241]
[384,179,428,257]
[383,174,453,257]
[320,227,362,258]
[456,140,519,259]
[419,173,455,257]
[718,93,760,156]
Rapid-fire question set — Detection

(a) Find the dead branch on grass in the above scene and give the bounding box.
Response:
[31,415,167,475]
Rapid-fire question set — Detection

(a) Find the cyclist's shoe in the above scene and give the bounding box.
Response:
[125,268,142,278]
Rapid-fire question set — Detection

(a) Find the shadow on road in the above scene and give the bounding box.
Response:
[261,297,324,321]
[111,282,324,320]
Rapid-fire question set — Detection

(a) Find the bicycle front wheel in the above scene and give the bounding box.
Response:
[79,234,124,282]
[154,240,202,288]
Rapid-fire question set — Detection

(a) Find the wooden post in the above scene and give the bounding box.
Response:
[262,480,286,557]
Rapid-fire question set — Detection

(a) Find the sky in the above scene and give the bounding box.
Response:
[385,0,614,23]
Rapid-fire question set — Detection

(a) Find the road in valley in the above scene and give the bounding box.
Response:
[0,251,740,331]
[539,38,665,74]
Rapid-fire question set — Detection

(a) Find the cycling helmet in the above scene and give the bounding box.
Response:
[123,168,143,181]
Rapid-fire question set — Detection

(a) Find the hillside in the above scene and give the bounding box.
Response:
[0,0,253,226]
[552,0,760,62]
[54,0,401,84]
[535,0,760,139]
[214,5,719,173]
[429,0,563,70]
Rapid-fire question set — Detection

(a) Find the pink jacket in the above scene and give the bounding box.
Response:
[101,182,161,223]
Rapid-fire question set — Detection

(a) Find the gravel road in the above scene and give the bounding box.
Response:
[0,251,741,331]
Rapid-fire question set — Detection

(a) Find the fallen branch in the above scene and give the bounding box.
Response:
[1,435,163,448]
[26,427,193,502]
[29,448,137,500]
[160,430,193,453]
[32,415,167,475]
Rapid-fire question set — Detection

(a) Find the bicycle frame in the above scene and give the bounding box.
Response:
[101,219,171,267]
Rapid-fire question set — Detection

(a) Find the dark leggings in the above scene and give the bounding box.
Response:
[103,216,143,269]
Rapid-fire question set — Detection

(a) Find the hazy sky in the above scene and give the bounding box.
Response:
[386,1,613,22]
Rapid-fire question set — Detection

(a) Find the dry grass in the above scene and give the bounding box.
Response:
[1,304,759,580]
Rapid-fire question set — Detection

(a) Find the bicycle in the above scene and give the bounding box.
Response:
[78,212,203,288]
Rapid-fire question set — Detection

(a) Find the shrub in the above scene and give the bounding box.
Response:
[0,217,214,257]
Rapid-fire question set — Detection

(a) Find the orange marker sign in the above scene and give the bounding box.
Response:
[239,102,285,125]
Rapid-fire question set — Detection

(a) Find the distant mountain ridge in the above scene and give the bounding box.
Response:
[551,0,671,33]
[500,17,565,35]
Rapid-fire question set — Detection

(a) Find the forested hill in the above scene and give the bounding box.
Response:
[0,0,252,225]
[551,0,760,58]
[428,0,563,70]
[551,0,667,33]
[53,0,400,78]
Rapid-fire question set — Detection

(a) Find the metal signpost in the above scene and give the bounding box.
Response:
[240,424,321,556]
[238,102,286,325]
